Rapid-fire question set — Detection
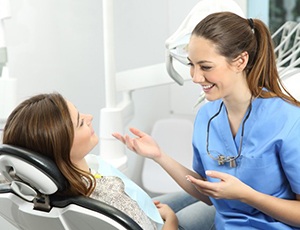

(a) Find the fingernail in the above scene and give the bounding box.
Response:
[185,176,191,182]
[206,170,212,175]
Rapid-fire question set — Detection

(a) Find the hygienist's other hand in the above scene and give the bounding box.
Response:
[112,127,162,160]
[186,170,253,201]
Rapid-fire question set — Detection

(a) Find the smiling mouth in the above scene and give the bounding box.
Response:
[202,84,215,91]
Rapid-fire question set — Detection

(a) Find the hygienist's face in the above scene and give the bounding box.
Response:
[188,35,240,101]
[67,101,99,164]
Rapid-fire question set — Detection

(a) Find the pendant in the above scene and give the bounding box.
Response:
[229,158,236,168]
[217,155,237,167]
[217,155,226,165]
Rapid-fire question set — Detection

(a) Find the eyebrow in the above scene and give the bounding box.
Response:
[187,57,213,64]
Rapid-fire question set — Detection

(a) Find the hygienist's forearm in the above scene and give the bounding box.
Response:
[154,151,212,205]
[242,189,300,227]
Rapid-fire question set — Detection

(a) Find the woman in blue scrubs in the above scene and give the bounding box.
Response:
[113,12,300,229]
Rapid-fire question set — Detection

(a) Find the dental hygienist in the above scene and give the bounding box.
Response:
[113,12,300,229]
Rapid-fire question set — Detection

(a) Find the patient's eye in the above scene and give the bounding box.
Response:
[80,119,84,127]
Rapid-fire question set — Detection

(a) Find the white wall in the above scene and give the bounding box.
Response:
[4,0,104,154]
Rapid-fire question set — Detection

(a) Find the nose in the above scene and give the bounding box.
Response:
[85,114,93,125]
[190,67,205,83]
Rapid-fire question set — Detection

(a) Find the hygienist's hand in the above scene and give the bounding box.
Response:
[186,170,253,201]
[154,201,178,230]
[112,127,162,160]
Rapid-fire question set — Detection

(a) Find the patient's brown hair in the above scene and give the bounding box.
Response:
[3,93,96,196]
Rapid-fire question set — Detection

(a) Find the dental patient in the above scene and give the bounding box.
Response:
[2,93,178,230]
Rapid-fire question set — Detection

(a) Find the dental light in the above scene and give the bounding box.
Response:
[165,0,245,105]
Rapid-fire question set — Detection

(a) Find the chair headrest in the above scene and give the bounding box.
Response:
[0,144,68,198]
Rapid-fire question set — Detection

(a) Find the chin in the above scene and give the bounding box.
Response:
[205,94,222,102]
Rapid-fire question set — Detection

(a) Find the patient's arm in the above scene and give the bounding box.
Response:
[154,201,178,230]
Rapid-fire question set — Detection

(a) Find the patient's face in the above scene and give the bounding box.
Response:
[67,101,99,169]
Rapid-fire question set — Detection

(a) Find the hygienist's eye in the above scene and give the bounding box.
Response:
[201,66,212,71]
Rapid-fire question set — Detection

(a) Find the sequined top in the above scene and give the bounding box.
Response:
[90,176,157,230]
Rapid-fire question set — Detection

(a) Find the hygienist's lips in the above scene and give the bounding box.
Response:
[202,84,215,93]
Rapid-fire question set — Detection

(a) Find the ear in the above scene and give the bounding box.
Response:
[233,51,249,72]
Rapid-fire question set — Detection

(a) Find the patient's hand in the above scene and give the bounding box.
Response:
[112,127,162,160]
[154,201,178,230]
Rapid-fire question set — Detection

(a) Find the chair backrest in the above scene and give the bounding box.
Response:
[0,144,142,230]
[141,118,194,195]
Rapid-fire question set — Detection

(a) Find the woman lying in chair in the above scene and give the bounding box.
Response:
[2,92,178,230]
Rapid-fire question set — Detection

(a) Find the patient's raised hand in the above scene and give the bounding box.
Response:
[112,127,162,160]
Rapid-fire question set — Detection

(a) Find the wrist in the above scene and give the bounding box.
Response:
[153,150,165,163]
[164,214,178,229]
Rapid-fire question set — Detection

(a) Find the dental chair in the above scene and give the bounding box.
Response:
[141,118,194,196]
[0,144,142,230]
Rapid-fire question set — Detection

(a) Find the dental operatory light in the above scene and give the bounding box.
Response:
[165,0,245,103]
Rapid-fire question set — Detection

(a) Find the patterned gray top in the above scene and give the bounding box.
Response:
[90,176,157,230]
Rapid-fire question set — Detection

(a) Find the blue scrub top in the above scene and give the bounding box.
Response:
[193,97,300,229]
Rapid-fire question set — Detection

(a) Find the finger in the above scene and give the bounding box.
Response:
[153,200,160,205]
[129,127,147,138]
[132,138,141,152]
[124,135,135,151]
[186,175,201,186]
[111,133,125,144]
[186,175,212,189]
[206,170,229,181]
[186,175,216,196]
[155,203,163,208]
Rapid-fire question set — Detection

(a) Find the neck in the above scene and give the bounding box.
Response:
[223,94,253,137]
[73,159,90,172]
[223,85,252,115]
[223,72,252,112]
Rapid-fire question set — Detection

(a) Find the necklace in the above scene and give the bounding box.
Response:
[206,101,252,167]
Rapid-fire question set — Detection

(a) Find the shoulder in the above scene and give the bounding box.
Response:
[195,100,222,121]
[193,100,223,129]
[257,97,300,116]
[196,100,223,117]
[253,97,300,131]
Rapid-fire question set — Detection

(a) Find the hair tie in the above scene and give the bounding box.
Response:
[248,18,254,33]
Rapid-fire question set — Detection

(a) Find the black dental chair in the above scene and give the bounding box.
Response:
[0,144,142,230]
